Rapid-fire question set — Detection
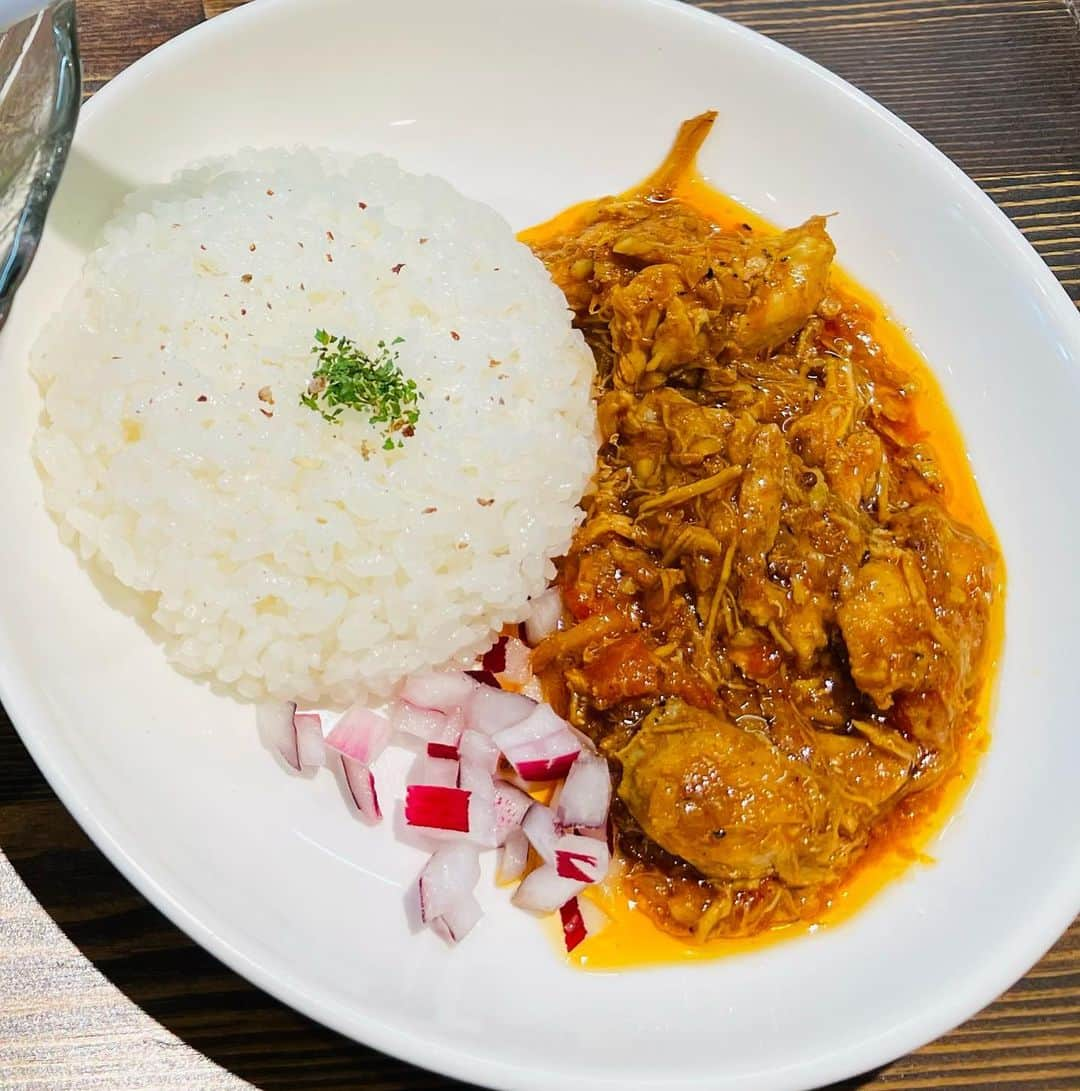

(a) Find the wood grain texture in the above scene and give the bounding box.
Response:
[77,0,206,96]
[202,0,250,19]
[2,0,1078,1088]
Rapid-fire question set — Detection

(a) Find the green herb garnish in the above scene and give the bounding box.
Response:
[300,330,422,449]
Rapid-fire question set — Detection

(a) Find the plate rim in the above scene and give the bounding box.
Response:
[3,0,1080,1088]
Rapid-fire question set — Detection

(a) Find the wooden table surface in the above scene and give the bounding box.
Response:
[2,1,1078,1088]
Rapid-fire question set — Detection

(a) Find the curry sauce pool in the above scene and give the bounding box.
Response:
[521,113,1004,961]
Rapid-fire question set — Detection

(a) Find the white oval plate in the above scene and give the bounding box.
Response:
[2,1,1079,1088]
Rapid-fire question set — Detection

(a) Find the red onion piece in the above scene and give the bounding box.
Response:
[431,891,483,944]
[554,833,610,884]
[429,710,464,753]
[524,588,562,645]
[493,702,570,751]
[559,897,588,952]
[257,701,302,771]
[492,781,534,841]
[499,637,532,685]
[571,824,611,849]
[429,918,453,944]
[493,704,581,782]
[512,863,586,913]
[558,896,609,951]
[515,751,579,781]
[497,827,529,884]
[418,842,481,922]
[555,751,611,832]
[411,754,459,789]
[400,671,477,713]
[405,785,471,832]
[463,686,536,737]
[340,755,381,822]
[578,894,610,937]
[458,730,500,795]
[292,711,326,768]
[391,701,449,742]
[522,803,558,864]
[266,666,614,948]
[464,793,499,848]
[325,706,391,765]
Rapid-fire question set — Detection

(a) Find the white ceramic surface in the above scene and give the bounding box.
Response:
[2,1,1079,1089]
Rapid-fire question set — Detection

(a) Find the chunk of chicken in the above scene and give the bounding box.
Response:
[890,503,998,686]
[837,557,941,709]
[617,702,862,886]
[838,504,997,714]
[734,217,836,353]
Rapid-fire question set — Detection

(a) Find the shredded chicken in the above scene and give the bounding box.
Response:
[529,114,1000,940]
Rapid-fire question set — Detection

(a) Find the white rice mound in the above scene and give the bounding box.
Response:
[32,150,596,706]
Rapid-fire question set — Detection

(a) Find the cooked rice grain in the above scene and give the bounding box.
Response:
[32,150,596,705]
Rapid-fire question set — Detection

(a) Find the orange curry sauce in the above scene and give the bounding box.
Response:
[518,133,1005,970]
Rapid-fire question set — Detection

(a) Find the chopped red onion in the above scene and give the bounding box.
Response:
[578,895,611,937]
[257,701,302,771]
[463,685,536,737]
[515,751,579,781]
[524,588,562,645]
[464,793,499,848]
[458,730,500,795]
[418,842,480,922]
[493,704,581,781]
[500,637,532,685]
[405,785,471,832]
[431,891,483,944]
[555,751,611,832]
[522,802,558,864]
[492,781,534,841]
[493,702,570,752]
[497,827,529,884]
[292,711,326,768]
[340,755,381,822]
[512,863,586,913]
[554,833,610,883]
[411,753,460,789]
[263,668,617,948]
[400,671,477,713]
[559,897,588,952]
[559,895,609,952]
[390,701,449,742]
[325,705,391,765]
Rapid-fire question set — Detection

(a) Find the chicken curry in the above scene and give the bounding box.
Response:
[522,113,1003,954]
